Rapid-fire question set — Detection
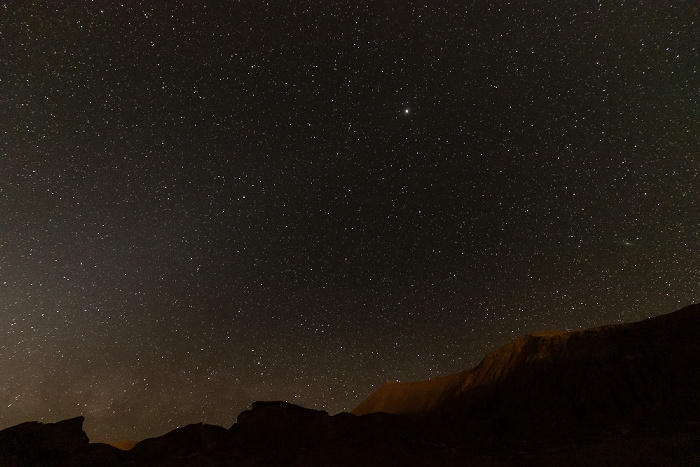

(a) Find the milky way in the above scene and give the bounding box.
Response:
[1,1,698,441]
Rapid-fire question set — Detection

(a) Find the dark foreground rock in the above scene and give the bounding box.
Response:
[0,416,124,466]
[2,305,699,466]
[129,422,229,464]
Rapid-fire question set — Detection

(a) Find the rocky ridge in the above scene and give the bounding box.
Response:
[354,304,700,433]
[2,304,699,466]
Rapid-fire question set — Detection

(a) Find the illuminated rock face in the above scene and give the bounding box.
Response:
[354,304,700,431]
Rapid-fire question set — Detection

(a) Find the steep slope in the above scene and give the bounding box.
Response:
[353,304,700,430]
[353,370,470,416]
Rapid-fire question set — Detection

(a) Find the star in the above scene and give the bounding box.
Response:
[2,1,696,444]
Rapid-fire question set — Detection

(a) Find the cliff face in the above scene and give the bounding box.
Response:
[353,304,700,431]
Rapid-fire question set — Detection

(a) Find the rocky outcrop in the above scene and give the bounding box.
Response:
[214,401,429,466]
[0,416,124,466]
[353,304,700,436]
[129,422,228,463]
[2,305,699,466]
[231,400,332,442]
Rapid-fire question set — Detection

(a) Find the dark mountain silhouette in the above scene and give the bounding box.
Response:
[129,422,228,463]
[354,304,700,437]
[0,416,125,466]
[2,304,699,466]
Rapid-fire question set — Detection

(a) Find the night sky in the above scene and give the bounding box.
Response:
[2,1,699,442]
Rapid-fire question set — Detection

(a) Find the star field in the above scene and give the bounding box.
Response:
[1,1,698,442]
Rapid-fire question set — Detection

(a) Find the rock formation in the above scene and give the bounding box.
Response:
[0,416,124,467]
[1,304,699,466]
[129,422,228,463]
[354,304,700,438]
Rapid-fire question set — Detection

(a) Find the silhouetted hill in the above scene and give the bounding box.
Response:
[354,305,700,438]
[0,416,124,466]
[2,305,699,466]
[129,422,228,463]
[107,439,138,450]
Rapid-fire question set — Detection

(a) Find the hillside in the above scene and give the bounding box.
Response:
[2,304,699,466]
[354,304,700,433]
